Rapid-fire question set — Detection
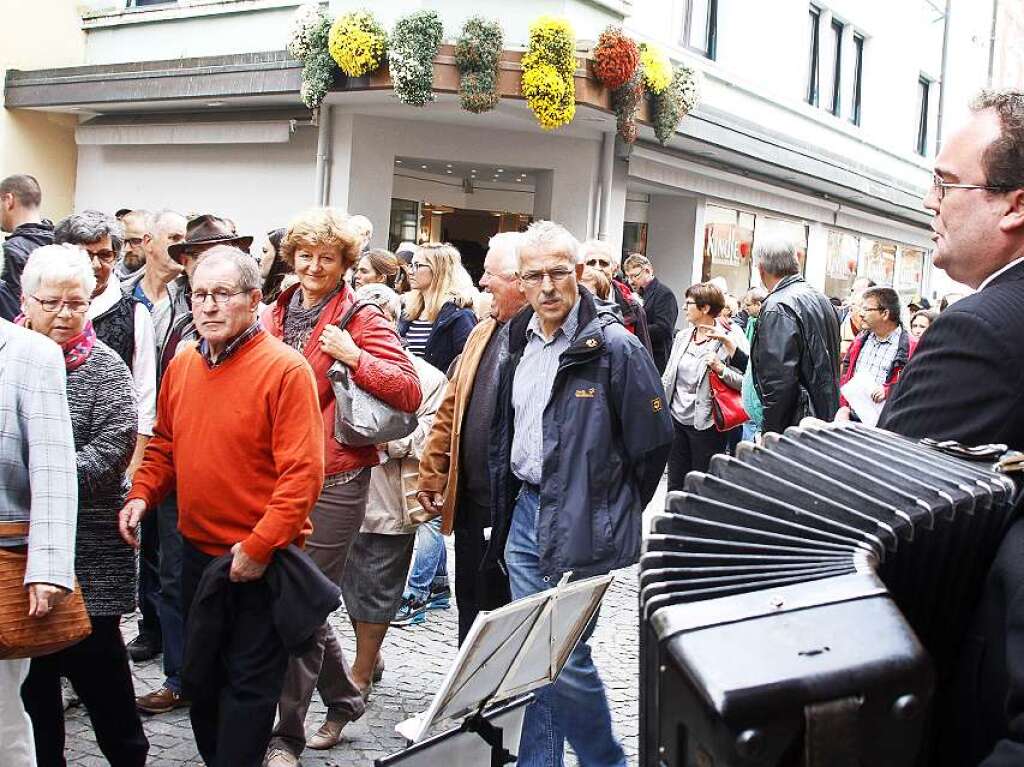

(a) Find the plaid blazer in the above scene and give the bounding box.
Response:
[0,319,78,589]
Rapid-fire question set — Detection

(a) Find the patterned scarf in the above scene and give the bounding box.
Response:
[15,315,97,371]
[282,285,342,352]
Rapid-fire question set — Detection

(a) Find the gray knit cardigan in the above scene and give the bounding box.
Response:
[67,340,138,616]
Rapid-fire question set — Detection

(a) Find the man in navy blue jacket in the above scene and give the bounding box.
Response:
[879,90,1024,767]
[487,220,673,767]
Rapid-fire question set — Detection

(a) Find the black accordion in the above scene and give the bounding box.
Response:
[640,421,1021,766]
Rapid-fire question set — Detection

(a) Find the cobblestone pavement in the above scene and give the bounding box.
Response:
[65,485,665,765]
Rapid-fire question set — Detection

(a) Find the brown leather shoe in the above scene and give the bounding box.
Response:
[306,719,348,750]
[136,686,190,714]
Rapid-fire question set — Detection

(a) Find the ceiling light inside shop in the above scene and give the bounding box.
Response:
[421,165,428,169]
[207,101,225,107]
[446,163,452,168]
[395,159,403,164]
[497,169,504,173]
[446,170,453,174]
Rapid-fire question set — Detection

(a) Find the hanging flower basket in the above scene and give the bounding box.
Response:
[287,3,325,61]
[639,43,671,95]
[285,4,339,110]
[521,16,577,130]
[592,27,639,90]
[389,10,444,107]
[455,16,503,113]
[651,63,702,144]
[612,71,644,144]
[329,10,387,78]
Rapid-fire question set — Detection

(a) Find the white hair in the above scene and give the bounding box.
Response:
[22,244,97,298]
[515,220,579,271]
[349,214,373,239]
[195,245,262,291]
[579,238,619,267]
[754,237,800,278]
[486,231,521,275]
[356,282,402,322]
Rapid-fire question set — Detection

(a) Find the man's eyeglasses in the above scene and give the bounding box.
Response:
[931,173,1018,203]
[30,295,90,314]
[86,250,118,265]
[191,290,247,307]
[861,305,884,314]
[520,267,574,287]
[125,237,144,247]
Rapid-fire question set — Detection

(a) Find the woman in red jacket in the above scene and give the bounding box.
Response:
[261,207,422,766]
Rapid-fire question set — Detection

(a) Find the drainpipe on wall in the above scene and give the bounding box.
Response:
[313,105,332,205]
[597,131,615,241]
[987,0,1000,87]
[935,0,952,155]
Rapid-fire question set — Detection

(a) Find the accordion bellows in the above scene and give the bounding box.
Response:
[640,421,1019,767]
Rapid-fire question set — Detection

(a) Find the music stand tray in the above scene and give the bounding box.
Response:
[376,573,614,766]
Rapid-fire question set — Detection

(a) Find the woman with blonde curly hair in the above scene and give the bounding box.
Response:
[398,242,477,373]
[260,207,423,765]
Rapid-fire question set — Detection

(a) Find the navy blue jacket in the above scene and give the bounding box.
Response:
[398,300,476,374]
[486,287,673,578]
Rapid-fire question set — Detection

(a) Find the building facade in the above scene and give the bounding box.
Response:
[3,0,1013,300]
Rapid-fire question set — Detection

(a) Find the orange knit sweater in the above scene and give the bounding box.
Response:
[129,331,325,564]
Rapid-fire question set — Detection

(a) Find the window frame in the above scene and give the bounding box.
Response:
[828,18,844,116]
[850,33,864,126]
[681,0,719,60]
[806,5,821,107]
[916,76,931,156]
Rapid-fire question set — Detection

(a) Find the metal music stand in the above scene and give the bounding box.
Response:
[375,572,614,767]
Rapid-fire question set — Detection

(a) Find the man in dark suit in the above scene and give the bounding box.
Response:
[623,253,678,373]
[877,90,1024,767]
[879,91,1024,452]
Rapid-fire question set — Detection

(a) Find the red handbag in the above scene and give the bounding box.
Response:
[708,368,748,432]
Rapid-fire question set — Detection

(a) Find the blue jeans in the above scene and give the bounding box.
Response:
[405,517,448,601]
[157,494,185,693]
[741,421,760,443]
[504,485,626,767]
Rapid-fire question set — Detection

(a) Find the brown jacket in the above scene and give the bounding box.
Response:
[417,317,498,534]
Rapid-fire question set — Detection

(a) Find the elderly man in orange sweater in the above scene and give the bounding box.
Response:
[119,245,325,767]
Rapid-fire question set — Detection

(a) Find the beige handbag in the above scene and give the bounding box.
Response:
[0,522,92,659]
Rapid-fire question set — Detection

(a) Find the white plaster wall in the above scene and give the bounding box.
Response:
[74,125,317,243]
[644,194,702,301]
[328,112,601,249]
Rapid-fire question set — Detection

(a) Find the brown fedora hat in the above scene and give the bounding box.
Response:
[167,214,253,262]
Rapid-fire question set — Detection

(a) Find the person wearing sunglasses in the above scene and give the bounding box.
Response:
[578,239,653,355]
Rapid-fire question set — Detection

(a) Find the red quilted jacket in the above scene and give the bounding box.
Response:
[262,283,422,475]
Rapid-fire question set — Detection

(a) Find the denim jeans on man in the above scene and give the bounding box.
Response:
[504,484,626,767]
[405,516,448,601]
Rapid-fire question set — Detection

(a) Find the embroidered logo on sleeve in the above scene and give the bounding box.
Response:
[575,388,596,398]
[651,396,663,413]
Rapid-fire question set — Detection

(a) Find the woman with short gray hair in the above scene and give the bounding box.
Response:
[17,245,148,765]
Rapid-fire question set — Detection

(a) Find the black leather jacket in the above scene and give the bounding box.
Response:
[750,274,841,433]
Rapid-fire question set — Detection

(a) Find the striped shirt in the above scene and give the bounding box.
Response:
[403,319,433,358]
[511,298,582,486]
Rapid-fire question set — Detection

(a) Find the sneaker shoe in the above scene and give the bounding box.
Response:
[264,746,299,766]
[390,595,427,627]
[126,632,162,663]
[426,584,451,611]
[136,686,190,715]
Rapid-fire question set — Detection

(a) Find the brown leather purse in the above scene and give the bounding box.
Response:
[0,522,92,659]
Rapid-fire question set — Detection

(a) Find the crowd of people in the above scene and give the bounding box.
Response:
[0,86,1022,767]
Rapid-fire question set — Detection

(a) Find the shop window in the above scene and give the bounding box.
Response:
[682,0,718,60]
[622,222,648,260]
[916,76,931,156]
[806,6,821,106]
[702,206,754,297]
[859,238,897,286]
[895,246,926,304]
[828,19,844,116]
[825,230,861,299]
[754,216,808,276]
[850,34,864,126]
[388,198,419,251]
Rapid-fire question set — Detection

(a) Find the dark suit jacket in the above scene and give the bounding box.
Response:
[878,260,1024,450]
[640,277,678,374]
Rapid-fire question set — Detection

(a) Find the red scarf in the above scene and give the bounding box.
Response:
[14,316,97,371]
